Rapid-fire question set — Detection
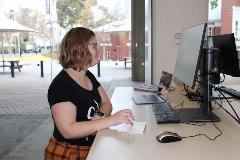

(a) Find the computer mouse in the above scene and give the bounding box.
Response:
[156,131,182,143]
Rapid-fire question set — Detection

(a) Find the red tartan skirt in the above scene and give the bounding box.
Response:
[44,137,90,160]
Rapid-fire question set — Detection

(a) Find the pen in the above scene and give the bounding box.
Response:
[128,117,134,125]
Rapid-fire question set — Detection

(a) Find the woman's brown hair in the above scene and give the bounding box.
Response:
[58,27,95,71]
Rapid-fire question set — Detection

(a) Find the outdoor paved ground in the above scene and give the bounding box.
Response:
[0,59,138,160]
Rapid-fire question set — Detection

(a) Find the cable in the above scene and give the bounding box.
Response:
[159,87,172,103]
[183,121,206,126]
[226,99,236,103]
[183,84,188,93]
[181,121,222,141]
[213,99,240,124]
[156,92,167,103]
[172,101,184,109]
[213,86,240,123]
[218,90,240,123]
[182,114,209,126]
[212,99,222,110]
[183,84,202,102]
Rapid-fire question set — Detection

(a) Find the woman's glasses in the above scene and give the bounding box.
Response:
[88,43,98,50]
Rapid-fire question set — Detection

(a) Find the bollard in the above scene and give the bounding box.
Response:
[97,60,100,77]
[124,57,127,69]
[10,61,14,78]
[40,61,44,77]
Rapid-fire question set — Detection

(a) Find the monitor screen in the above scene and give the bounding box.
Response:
[174,23,207,88]
[159,71,173,88]
[171,23,220,122]
[211,33,240,77]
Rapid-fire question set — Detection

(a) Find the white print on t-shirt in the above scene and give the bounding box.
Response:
[87,99,100,120]
[87,106,95,119]
[94,100,100,109]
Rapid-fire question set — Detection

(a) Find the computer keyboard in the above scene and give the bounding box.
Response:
[186,90,233,101]
[152,103,180,124]
[217,87,240,99]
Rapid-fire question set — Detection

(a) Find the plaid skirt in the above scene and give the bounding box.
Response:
[44,137,90,160]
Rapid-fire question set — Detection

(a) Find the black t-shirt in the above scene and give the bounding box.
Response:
[48,70,101,146]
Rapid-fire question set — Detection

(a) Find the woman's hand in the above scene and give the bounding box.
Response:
[110,109,134,126]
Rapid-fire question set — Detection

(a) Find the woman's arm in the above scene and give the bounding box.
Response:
[51,102,133,139]
[97,85,112,116]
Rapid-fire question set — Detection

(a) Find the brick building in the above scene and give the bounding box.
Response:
[209,0,240,49]
[220,0,240,35]
[94,20,131,61]
[95,32,131,61]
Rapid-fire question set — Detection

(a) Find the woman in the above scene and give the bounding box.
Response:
[44,27,134,160]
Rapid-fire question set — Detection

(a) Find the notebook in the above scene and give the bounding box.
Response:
[120,122,146,134]
[110,122,146,134]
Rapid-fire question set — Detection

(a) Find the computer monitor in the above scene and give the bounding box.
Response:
[210,33,240,77]
[173,23,220,122]
[174,23,206,88]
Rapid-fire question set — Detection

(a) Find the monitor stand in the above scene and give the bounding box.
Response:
[179,47,220,123]
[174,108,220,123]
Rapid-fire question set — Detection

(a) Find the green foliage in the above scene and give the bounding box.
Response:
[56,0,84,29]
[57,0,118,29]
[210,0,218,10]
[95,5,118,28]
[18,8,45,31]
[20,41,26,50]
[79,0,95,29]
[17,8,47,45]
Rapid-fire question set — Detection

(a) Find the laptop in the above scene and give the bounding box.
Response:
[132,71,173,105]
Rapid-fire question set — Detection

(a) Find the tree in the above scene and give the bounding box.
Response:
[210,0,218,10]
[17,8,47,45]
[17,8,31,42]
[57,0,118,29]
[79,1,118,29]
[95,6,118,28]
[79,0,96,29]
[2,32,13,53]
[56,0,84,29]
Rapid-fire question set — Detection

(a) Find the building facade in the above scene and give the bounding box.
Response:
[210,0,240,49]
[95,31,131,61]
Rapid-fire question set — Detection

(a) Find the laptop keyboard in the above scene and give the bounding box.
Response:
[142,95,161,102]
[132,95,164,104]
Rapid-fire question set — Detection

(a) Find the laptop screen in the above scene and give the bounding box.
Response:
[159,71,173,88]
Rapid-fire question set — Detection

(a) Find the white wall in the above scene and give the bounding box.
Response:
[152,0,208,84]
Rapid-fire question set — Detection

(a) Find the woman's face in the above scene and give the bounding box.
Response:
[88,36,98,67]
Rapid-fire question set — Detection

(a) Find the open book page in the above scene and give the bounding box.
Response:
[109,122,146,134]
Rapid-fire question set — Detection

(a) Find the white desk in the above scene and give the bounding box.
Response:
[87,87,240,160]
